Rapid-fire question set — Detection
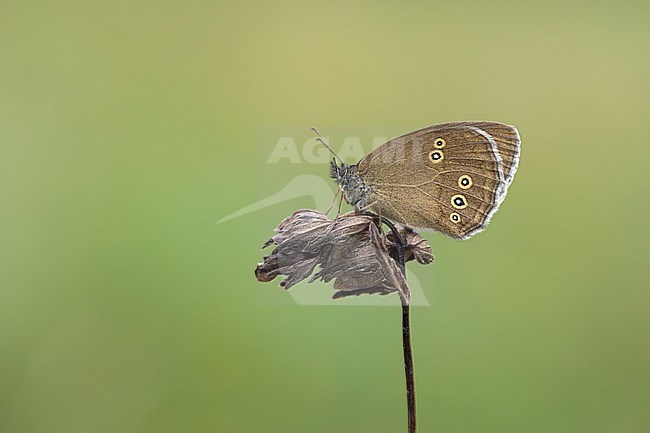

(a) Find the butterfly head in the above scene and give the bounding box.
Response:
[330,159,373,211]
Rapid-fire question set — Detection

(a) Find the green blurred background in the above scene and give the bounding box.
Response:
[1,1,649,432]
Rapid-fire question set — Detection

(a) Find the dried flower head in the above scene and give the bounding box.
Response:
[255,209,433,303]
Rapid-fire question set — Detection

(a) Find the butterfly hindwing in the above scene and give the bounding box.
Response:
[358,122,519,239]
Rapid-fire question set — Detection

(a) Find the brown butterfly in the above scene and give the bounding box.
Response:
[325,121,520,239]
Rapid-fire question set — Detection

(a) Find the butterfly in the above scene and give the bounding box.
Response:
[324,122,520,239]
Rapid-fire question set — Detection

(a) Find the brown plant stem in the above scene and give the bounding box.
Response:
[378,216,417,433]
[402,301,416,433]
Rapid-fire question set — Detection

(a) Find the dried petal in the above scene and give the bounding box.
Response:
[386,225,434,265]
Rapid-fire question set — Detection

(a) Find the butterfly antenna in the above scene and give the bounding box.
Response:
[311,127,342,164]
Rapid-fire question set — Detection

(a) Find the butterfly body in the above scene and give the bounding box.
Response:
[331,121,520,240]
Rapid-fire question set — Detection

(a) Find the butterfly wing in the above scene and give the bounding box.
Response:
[450,121,520,185]
[358,121,520,239]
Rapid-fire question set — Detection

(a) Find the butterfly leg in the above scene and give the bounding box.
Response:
[324,188,341,216]
[332,191,345,223]
[356,201,378,213]
[375,206,387,241]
